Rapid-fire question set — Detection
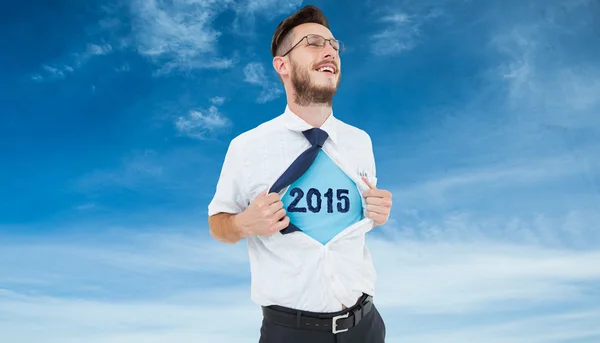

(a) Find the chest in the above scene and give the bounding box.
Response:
[281,150,363,212]
[243,136,371,203]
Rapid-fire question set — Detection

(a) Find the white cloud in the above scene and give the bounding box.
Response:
[210,96,225,106]
[371,13,419,55]
[129,0,238,74]
[0,229,250,290]
[71,149,164,192]
[0,228,258,342]
[372,236,600,314]
[126,0,301,74]
[31,43,114,82]
[243,62,283,103]
[369,210,600,342]
[230,0,303,35]
[115,63,130,72]
[1,216,599,343]
[489,3,600,130]
[243,0,302,15]
[70,146,215,194]
[30,0,304,79]
[394,151,597,207]
[369,5,444,56]
[0,288,261,343]
[375,0,600,217]
[390,308,600,343]
[85,43,113,56]
[243,62,265,85]
[175,105,231,140]
[41,65,67,79]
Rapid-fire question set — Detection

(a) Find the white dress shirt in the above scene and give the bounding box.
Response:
[208,105,379,313]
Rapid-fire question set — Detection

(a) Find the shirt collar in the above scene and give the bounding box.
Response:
[282,105,338,144]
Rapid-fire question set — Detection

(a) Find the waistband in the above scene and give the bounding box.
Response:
[261,293,374,334]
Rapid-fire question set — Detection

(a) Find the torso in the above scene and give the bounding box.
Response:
[281,149,364,245]
[208,108,379,312]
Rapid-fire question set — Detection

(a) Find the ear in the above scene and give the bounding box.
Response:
[272,56,289,77]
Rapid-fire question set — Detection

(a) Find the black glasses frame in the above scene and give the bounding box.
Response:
[280,34,345,57]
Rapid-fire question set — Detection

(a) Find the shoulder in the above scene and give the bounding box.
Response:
[333,117,377,176]
[334,117,373,147]
[227,114,285,150]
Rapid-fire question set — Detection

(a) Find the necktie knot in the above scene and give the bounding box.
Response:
[302,128,329,148]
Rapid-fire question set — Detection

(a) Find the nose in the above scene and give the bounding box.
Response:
[322,41,338,59]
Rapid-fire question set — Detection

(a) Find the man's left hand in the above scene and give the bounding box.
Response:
[362,177,392,227]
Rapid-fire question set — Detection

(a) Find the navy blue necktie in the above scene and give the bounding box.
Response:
[270,128,329,234]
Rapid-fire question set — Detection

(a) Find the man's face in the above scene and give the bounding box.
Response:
[285,23,342,106]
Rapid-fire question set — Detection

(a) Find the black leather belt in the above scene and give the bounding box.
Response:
[261,294,374,334]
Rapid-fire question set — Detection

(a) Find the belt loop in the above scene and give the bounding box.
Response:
[296,311,301,328]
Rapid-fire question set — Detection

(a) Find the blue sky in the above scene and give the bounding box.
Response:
[1,0,600,342]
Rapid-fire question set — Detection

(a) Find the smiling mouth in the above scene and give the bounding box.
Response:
[315,65,336,74]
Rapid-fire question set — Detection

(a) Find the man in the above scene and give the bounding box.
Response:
[207,5,392,343]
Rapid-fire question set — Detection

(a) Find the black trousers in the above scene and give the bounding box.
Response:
[258,297,386,343]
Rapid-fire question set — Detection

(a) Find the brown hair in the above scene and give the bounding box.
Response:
[271,5,329,57]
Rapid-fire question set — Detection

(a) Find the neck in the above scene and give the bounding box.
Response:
[287,99,332,128]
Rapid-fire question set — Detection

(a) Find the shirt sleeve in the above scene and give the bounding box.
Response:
[207,137,248,217]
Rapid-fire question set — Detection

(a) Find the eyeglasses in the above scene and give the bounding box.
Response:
[280,34,345,57]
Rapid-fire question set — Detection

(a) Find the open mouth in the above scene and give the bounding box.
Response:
[315,65,336,74]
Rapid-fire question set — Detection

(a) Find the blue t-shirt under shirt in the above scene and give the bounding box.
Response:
[281,150,364,244]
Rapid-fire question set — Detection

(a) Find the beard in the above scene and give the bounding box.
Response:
[290,60,341,107]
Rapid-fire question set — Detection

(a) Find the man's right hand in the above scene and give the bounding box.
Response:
[234,188,290,237]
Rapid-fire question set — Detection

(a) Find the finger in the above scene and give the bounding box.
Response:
[257,188,269,197]
[365,197,392,207]
[260,193,282,206]
[273,207,286,220]
[267,190,283,200]
[269,200,285,213]
[366,204,390,215]
[363,189,392,199]
[362,177,375,190]
[367,211,386,223]
[271,216,290,233]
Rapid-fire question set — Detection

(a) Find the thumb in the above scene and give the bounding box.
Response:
[258,187,270,196]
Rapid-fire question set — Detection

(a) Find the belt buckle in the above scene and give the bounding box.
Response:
[332,312,349,334]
